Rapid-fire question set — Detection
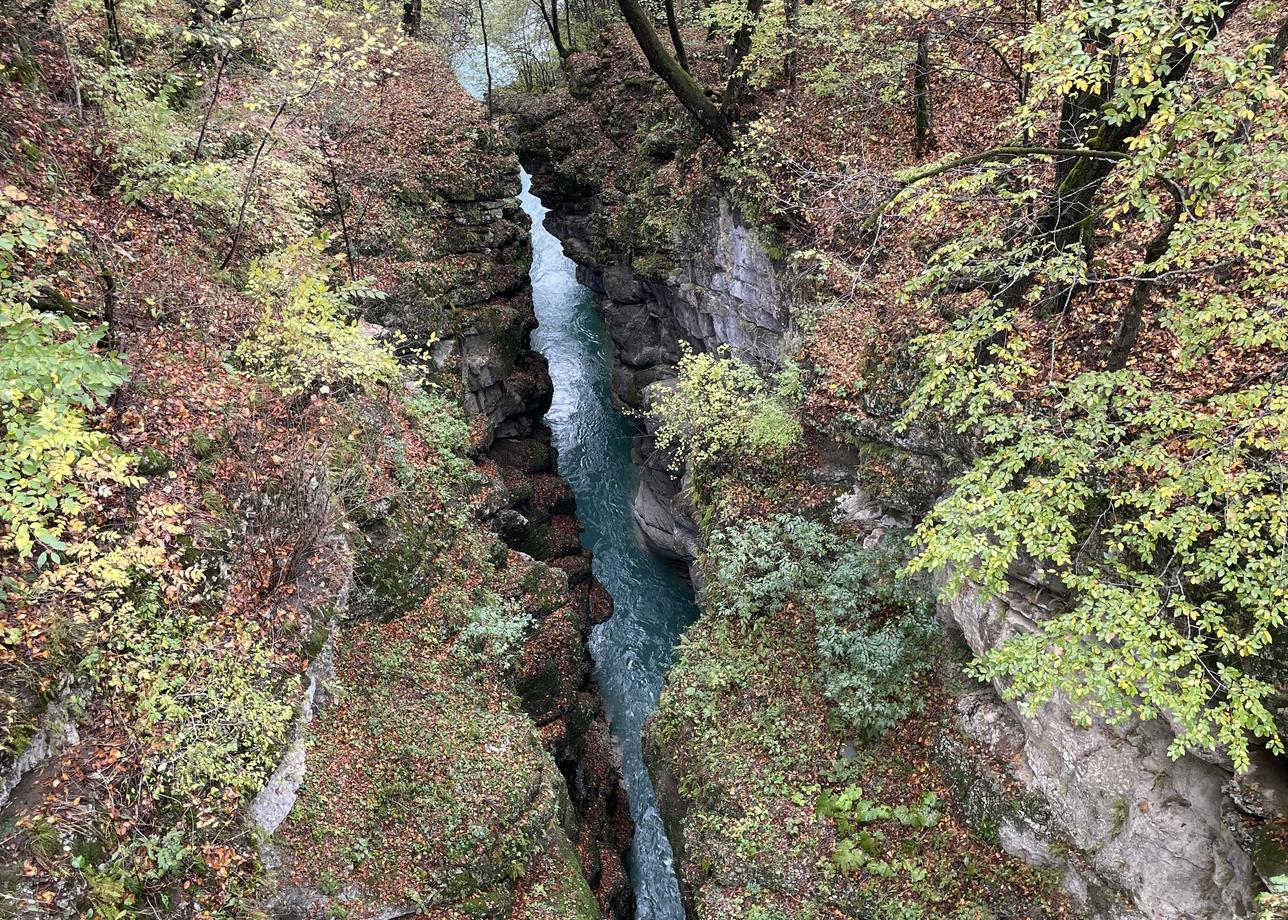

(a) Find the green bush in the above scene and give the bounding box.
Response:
[650,343,802,482]
[457,591,532,663]
[704,514,937,740]
[0,196,137,564]
[235,237,402,397]
[90,63,238,217]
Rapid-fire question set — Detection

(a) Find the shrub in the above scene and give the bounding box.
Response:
[90,63,238,217]
[0,196,138,564]
[235,237,402,397]
[457,591,532,662]
[703,514,936,740]
[650,343,802,482]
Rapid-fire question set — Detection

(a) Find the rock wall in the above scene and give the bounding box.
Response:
[0,38,633,920]
[365,84,635,920]
[257,72,633,919]
[519,150,791,564]
[511,123,1286,920]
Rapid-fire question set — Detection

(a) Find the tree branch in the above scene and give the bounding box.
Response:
[616,0,732,149]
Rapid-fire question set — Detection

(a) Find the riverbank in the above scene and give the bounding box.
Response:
[506,77,1081,916]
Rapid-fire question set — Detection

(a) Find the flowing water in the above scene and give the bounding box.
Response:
[454,53,698,920]
[523,172,699,920]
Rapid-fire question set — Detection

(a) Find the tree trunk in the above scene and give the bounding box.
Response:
[195,50,228,159]
[783,0,798,89]
[323,146,358,281]
[535,0,569,59]
[720,0,766,124]
[1106,198,1181,370]
[222,96,290,269]
[402,0,421,36]
[1108,11,1288,365]
[912,29,934,155]
[616,0,733,149]
[1268,14,1288,73]
[663,0,689,73]
[479,0,494,117]
[1006,0,1246,315]
[104,0,122,56]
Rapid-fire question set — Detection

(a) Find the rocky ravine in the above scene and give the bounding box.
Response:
[511,115,1288,919]
[526,160,791,565]
[252,64,637,918]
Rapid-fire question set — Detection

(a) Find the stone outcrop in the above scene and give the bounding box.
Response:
[508,100,1288,920]
[943,581,1271,919]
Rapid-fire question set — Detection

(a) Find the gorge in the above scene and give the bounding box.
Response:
[2,0,1287,918]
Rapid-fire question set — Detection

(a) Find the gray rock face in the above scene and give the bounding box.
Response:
[574,197,790,411]
[946,582,1257,920]
[524,160,788,563]
[1,689,79,812]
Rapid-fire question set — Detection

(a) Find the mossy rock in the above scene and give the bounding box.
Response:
[349,515,442,621]
[850,437,946,514]
[136,447,173,476]
[931,732,1051,847]
[278,619,567,906]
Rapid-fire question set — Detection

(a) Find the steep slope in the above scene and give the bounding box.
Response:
[0,7,629,918]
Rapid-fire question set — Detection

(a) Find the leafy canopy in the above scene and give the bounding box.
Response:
[900,0,1288,770]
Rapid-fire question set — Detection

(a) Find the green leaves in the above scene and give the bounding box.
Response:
[910,356,1287,770]
[235,236,402,397]
[1,201,136,563]
[704,515,937,739]
[892,0,1288,772]
[650,343,803,483]
[817,785,939,877]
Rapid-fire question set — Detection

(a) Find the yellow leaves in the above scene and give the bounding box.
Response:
[3,185,29,202]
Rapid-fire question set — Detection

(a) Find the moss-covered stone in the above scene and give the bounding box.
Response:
[135,446,172,476]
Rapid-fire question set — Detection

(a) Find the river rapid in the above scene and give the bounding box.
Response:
[454,52,698,919]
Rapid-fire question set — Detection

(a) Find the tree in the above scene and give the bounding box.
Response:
[911,28,934,155]
[533,0,571,59]
[479,0,494,116]
[899,0,1288,771]
[717,0,766,124]
[616,0,734,148]
[663,0,689,72]
[403,0,422,35]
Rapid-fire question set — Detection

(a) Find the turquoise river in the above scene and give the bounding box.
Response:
[456,52,699,919]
